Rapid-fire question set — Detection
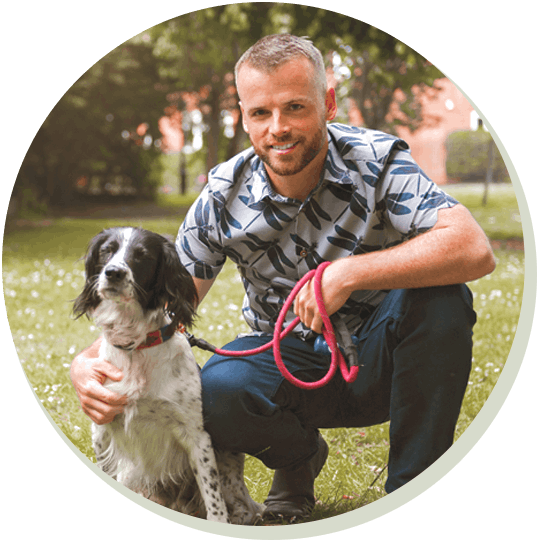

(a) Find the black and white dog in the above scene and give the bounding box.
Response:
[73,227,263,524]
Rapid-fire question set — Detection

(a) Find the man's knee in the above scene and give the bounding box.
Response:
[385,285,476,386]
[399,285,475,343]
[201,357,248,420]
[200,357,278,450]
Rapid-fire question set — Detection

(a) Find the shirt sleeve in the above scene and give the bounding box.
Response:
[176,187,227,281]
[377,147,459,238]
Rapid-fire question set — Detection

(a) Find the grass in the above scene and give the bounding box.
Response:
[2,182,525,523]
[444,183,522,241]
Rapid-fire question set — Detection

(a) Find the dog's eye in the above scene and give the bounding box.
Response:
[133,247,151,260]
[100,242,118,258]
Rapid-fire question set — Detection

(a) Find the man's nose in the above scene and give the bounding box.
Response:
[269,112,290,138]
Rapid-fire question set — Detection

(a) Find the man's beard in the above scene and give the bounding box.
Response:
[251,127,325,177]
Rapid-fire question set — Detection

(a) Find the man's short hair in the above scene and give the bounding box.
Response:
[235,34,327,98]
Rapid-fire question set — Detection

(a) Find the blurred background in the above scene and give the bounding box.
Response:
[6,3,509,223]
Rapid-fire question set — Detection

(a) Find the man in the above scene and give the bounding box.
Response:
[71,34,495,520]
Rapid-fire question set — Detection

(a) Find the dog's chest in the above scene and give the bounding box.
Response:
[101,335,201,403]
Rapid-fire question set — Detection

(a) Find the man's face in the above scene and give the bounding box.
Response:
[237,57,337,180]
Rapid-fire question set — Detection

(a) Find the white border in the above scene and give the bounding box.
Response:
[6,10,537,539]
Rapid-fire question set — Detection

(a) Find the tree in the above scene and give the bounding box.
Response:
[14,39,168,210]
[142,4,278,172]
[13,5,445,213]
[271,5,443,133]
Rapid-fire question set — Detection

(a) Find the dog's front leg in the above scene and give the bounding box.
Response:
[186,430,229,523]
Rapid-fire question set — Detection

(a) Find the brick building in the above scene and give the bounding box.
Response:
[346,77,476,185]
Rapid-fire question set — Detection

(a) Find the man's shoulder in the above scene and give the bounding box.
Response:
[206,147,258,194]
[328,123,409,165]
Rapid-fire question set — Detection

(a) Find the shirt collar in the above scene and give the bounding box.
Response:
[246,126,355,206]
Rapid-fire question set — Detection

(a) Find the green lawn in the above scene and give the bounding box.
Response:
[2,182,525,522]
[444,183,523,240]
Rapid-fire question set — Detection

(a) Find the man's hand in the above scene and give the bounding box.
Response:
[293,259,352,334]
[70,338,127,425]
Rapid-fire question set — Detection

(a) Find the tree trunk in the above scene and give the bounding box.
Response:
[482,137,495,206]
[205,85,221,173]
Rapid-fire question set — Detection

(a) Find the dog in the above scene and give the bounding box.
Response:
[73,226,264,524]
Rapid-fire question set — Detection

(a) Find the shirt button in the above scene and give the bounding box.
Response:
[299,249,308,258]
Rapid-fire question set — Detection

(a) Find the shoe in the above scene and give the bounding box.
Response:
[263,433,329,520]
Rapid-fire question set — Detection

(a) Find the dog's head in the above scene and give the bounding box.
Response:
[73,227,198,329]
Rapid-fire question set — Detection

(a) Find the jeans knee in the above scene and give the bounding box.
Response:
[200,356,278,450]
[401,285,475,339]
[394,285,476,380]
[201,358,244,421]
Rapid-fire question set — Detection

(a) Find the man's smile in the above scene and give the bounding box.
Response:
[270,141,298,154]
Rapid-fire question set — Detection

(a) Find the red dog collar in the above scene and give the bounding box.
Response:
[113,323,185,351]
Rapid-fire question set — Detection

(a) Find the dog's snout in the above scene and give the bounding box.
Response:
[105,266,127,282]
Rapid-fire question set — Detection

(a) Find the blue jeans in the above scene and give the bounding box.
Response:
[201,285,476,493]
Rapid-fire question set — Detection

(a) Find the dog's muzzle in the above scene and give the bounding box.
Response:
[104,265,128,283]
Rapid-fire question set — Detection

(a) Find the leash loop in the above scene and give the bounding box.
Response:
[212,262,359,390]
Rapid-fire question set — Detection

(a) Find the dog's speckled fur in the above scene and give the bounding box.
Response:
[75,227,264,524]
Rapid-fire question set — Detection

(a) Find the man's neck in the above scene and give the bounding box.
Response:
[266,146,328,202]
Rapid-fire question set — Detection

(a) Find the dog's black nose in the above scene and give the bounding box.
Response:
[105,266,127,282]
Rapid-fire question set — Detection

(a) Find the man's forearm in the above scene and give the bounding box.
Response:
[294,205,495,333]
[334,204,495,295]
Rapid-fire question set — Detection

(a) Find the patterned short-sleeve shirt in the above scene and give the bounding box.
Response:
[177,123,458,339]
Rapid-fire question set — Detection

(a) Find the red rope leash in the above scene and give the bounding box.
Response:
[211,262,359,390]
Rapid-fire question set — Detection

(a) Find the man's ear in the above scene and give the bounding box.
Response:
[325,87,337,121]
[239,102,249,134]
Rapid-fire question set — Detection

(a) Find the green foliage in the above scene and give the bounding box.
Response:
[446,130,509,182]
[15,40,168,211]
[268,5,443,132]
[12,5,447,215]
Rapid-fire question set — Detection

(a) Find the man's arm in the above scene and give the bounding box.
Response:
[70,337,128,425]
[294,204,496,333]
[192,276,217,305]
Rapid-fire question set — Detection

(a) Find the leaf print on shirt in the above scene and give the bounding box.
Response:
[243,232,295,274]
[325,148,353,181]
[349,191,370,222]
[361,161,384,187]
[327,225,361,252]
[188,197,217,250]
[222,246,250,267]
[193,196,210,227]
[304,198,332,230]
[385,192,415,216]
[212,190,242,238]
[291,234,325,268]
[389,159,420,176]
[240,198,294,232]
[180,236,220,280]
[232,154,247,179]
[326,183,353,203]
[418,190,458,210]
[335,135,369,158]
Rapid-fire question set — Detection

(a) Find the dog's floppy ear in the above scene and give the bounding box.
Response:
[73,229,110,319]
[152,237,198,330]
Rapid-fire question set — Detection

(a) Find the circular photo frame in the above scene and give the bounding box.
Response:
[2,0,537,539]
